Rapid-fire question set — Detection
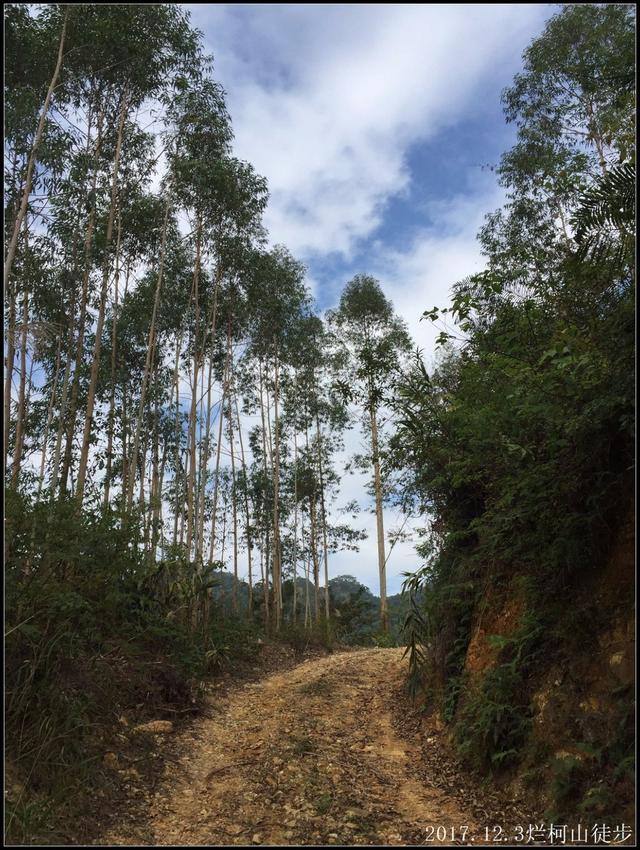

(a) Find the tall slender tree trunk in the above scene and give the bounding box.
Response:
[76,92,129,504]
[137,427,148,552]
[234,395,253,614]
[126,199,171,511]
[185,218,202,558]
[172,334,183,548]
[305,422,320,624]
[292,421,299,625]
[271,349,282,629]
[103,206,123,508]
[37,335,63,497]
[259,539,266,625]
[149,367,161,564]
[50,107,93,494]
[315,414,330,622]
[208,392,225,564]
[208,328,231,565]
[154,439,168,563]
[258,362,271,628]
[303,528,311,630]
[4,9,68,289]
[309,495,320,624]
[4,280,17,471]
[60,107,105,494]
[196,277,221,560]
[229,396,239,614]
[370,403,388,632]
[171,278,197,548]
[11,277,29,488]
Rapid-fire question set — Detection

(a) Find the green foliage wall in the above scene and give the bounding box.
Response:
[395,1,635,802]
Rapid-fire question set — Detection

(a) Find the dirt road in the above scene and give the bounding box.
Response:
[99,648,488,846]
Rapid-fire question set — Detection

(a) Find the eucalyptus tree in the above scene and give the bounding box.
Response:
[16,4,202,500]
[4,4,69,289]
[72,5,201,505]
[480,2,636,304]
[328,275,411,631]
[281,313,351,624]
[4,4,74,480]
[243,247,311,629]
[167,75,270,570]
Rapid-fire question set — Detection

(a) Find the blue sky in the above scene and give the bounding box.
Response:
[184,3,554,594]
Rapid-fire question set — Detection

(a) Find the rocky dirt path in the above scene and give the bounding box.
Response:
[98,648,494,846]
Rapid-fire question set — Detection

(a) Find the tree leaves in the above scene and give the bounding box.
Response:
[571,162,635,264]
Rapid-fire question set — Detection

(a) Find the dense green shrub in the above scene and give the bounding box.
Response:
[394,1,635,786]
[4,491,262,843]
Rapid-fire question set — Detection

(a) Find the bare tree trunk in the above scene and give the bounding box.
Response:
[370,404,388,632]
[171,279,197,549]
[76,91,129,504]
[235,395,253,614]
[193,358,204,556]
[172,333,183,548]
[121,380,129,508]
[258,363,271,628]
[50,282,77,494]
[50,107,93,494]
[196,277,220,560]
[229,395,239,614]
[292,413,299,625]
[208,396,225,563]
[37,334,63,497]
[185,219,202,558]
[309,495,320,624]
[4,9,68,289]
[103,205,123,508]
[259,538,266,624]
[315,414,331,622]
[149,368,160,564]
[208,317,232,563]
[154,437,168,563]
[60,107,106,494]
[138,428,148,553]
[303,528,311,630]
[305,422,320,624]
[126,199,171,511]
[10,256,29,489]
[271,349,282,629]
[4,280,17,471]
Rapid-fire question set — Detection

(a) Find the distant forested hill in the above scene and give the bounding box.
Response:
[212,571,415,644]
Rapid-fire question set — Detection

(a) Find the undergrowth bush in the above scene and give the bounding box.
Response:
[4,491,263,844]
[453,608,543,771]
[392,5,635,812]
[279,617,335,654]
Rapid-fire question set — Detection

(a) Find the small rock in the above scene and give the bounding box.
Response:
[224,825,244,836]
[119,767,141,780]
[252,833,262,844]
[554,749,583,762]
[132,720,174,735]
[103,752,119,769]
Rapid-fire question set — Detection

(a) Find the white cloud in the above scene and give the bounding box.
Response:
[372,182,506,364]
[188,3,547,258]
